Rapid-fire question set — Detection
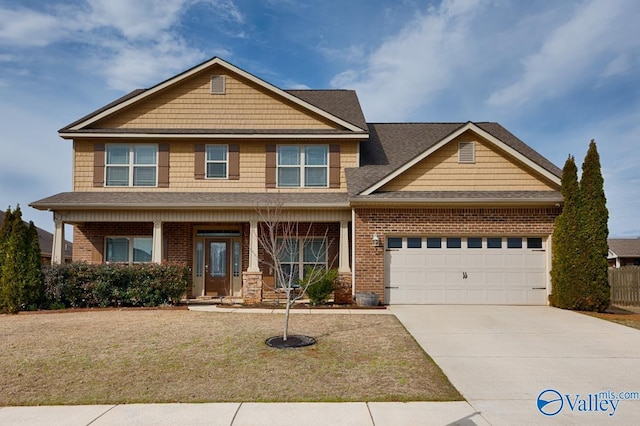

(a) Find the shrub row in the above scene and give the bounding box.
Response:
[43,262,189,309]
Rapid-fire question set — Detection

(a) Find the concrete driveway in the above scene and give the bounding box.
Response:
[389,305,640,425]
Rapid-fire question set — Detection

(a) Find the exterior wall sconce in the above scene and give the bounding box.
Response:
[372,233,381,247]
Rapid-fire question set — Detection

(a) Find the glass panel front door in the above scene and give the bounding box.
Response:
[205,239,230,296]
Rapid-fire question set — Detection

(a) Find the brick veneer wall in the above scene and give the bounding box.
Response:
[73,222,193,265]
[259,222,341,301]
[353,207,561,304]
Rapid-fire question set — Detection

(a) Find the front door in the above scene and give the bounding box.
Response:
[205,239,230,296]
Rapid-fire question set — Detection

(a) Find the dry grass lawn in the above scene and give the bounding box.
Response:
[584,308,640,331]
[0,309,461,406]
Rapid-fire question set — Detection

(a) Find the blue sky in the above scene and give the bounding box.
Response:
[1,0,639,237]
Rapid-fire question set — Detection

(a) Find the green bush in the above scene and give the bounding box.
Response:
[303,268,338,305]
[43,262,189,309]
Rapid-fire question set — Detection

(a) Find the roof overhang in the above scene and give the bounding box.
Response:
[59,131,368,140]
[65,57,366,134]
[360,122,561,195]
[349,190,563,207]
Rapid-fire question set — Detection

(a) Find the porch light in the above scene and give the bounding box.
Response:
[372,233,380,247]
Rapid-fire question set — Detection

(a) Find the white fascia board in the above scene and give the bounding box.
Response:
[361,122,561,195]
[69,57,364,133]
[59,132,368,140]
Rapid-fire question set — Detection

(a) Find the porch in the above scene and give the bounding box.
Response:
[50,208,353,304]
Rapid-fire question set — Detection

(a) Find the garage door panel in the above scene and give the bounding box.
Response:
[386,236,548,305]
[485,254,505,267]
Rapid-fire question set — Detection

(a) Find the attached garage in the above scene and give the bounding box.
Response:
[384,236,549,305]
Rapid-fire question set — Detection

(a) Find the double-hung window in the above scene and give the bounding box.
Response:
[206,145,228,179]
[105,237,153,263]
[277,237,327,285]
[277,145,328,187]
[106,145,157,187]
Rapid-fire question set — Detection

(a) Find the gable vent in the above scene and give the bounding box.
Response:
[458,141,475,163]
[210,75,226,94]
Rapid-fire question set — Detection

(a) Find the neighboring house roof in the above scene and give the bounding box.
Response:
[59,57,369,136]
[0,211,72,258]
[345,122,562,197]
[30,192,350,210]
[608,238,640,258]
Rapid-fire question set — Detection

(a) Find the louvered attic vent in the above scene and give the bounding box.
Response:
[458,141,475,163]
[210,75,226,94]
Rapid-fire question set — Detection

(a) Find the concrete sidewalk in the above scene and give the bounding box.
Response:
[0,401,487,425]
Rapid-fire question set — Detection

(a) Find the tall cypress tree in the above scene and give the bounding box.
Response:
[24,222,44,308]
[0,206,44,313]
[550,155,582,309]
[0,206,27,313]
[578,140,610,311]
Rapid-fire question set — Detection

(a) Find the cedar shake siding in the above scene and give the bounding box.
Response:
[73,139,357,192]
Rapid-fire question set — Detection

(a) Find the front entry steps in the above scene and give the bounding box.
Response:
[184,296,243,306]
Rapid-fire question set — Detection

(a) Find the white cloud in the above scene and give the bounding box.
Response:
[487,0,640,107]
[0,1,244,90]
[330,0,487,121]
[0,7,68,46]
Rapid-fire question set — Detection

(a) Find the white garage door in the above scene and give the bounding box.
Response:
[385,236,548,305]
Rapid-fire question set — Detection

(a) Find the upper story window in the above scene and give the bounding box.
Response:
[106,145,157,187]
[206,145,228,179]
[277,145,328,187]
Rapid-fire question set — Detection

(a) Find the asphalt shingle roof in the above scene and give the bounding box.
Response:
[31,192,349,210]
[345,122,562,196]
[608,238,640,257]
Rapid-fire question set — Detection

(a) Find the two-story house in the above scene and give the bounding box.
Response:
[31,57,563,305]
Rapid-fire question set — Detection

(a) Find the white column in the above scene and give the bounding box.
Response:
[248,220,260,272]
[152,220,163,263]
[52,219,66,265]
[339,220,351,273]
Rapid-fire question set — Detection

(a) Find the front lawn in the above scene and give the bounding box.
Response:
[0,309,461,405]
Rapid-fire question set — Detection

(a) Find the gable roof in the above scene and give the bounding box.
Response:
[608,238,640,258]
[59,57,368,137]
[345,121,562,197]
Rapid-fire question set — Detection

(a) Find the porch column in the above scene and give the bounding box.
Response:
[248,220,260,272]
[339,220,351,273]
[52,219,66,265]
[152,220,163,263]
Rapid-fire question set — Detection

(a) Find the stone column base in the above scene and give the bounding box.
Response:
[242,271,263,304]
[334,272,353,305]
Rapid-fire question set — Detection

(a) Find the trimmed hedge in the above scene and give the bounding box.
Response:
[43,262,189,309]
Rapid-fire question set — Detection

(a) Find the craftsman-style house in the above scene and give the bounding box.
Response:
[32,57,563,305]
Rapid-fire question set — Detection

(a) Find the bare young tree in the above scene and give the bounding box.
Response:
[257,202,335,342]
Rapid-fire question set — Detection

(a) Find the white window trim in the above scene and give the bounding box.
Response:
[278,237,328,282]
[276,145,329,188]
[105,236,153,264]
[205,144,229,179]
[105,144,158,187]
